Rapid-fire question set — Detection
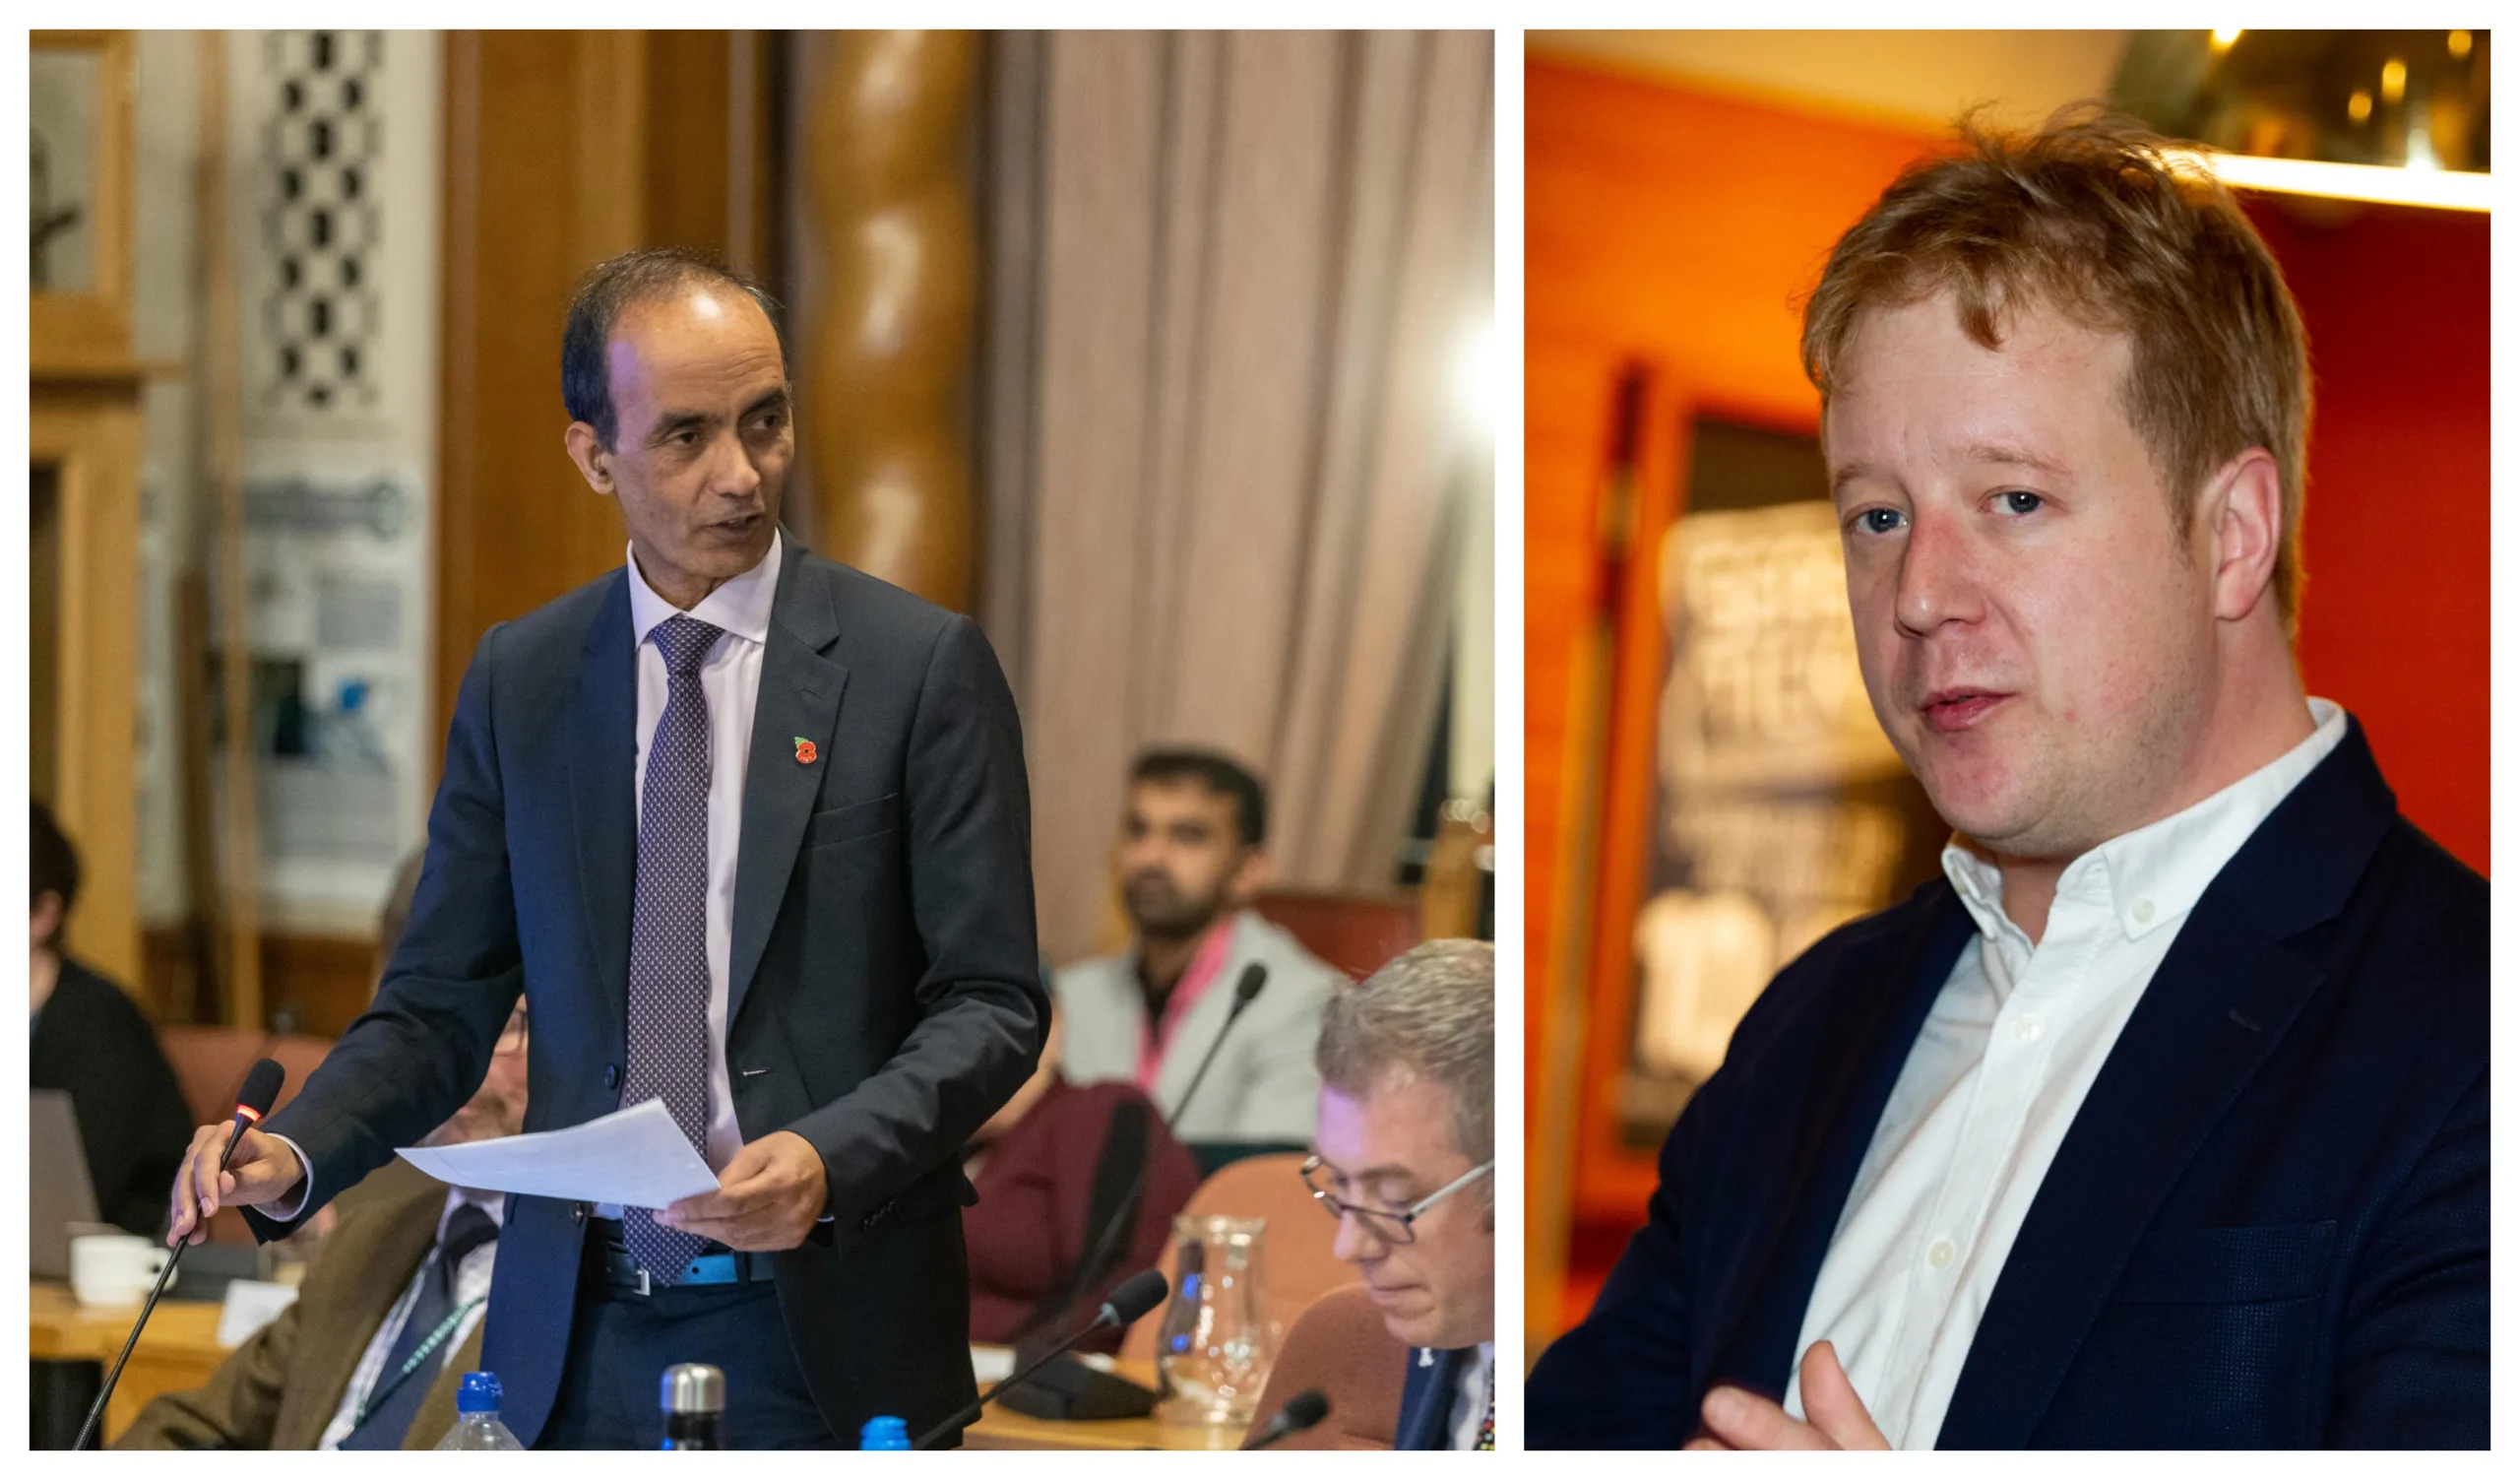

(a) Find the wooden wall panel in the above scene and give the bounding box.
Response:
[435,32,775,748]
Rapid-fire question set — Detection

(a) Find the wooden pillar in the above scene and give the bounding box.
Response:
[798,31,979,610]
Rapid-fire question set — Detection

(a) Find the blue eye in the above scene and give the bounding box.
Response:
[1857,508,1907,535]
[1999,490,2044,515]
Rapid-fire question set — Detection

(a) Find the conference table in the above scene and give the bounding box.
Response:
[30,1285,1246,1450]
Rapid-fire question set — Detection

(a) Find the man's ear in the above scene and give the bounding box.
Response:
[32,890,63,951]
[2204,447,2285,624]
[1229,848,1273,904]
[564,421,616,496]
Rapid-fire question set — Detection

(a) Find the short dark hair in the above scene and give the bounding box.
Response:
[560,247,788,451]
[32,802,80,929]
[1131,748,1267,848]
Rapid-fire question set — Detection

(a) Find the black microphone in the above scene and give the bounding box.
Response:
[913,1268,1169,1448]
[1018,962,1271,1354]
[77,1058,286,1450]
[1165,962,1269,1124]
[1246,1388,1330,1449]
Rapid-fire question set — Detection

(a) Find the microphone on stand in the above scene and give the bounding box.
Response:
[1164,962,1269,1126]
[913,1268,1170,1448]
[76,1059,286,1450]
[991,963,1271,1424]
[1246,1389,1331,1449]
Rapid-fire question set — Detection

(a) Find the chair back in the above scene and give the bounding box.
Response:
[159,1026,333,1127]
[1251,890,1421,983]
[1239,1283,1410,1449]
[157,1026,335,1245]
[1119,1151,1352,1363]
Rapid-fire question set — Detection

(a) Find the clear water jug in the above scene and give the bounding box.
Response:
[1154,1214,1277,1427]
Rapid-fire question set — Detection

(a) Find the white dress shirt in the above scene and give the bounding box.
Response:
[317,1190,504,1449]
[1783,698,2347,1448]
[1449,1342,1496,1450]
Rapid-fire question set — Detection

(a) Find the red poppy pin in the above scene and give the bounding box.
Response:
[793,738,818,765]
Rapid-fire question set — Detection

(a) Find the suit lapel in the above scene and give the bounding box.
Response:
[1937,720,2398,1448]
[402,1325,485,1449]
[1705,891,1974,1399]
[727,546,848,1030]
[1935,917,2323,1447]
[278,1182,449,1448]
[567,572,638,1043]
[1397,1346,1466,1449]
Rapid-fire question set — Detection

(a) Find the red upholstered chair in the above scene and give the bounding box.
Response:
[1251,889,1421,983]
[1239,1284,1409,1449]
[1119,1151,1353,1365]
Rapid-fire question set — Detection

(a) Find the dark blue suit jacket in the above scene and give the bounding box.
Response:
[245,538,1046,1446]
[1529,721,2487,1448]
[1396,1346,1476,1449]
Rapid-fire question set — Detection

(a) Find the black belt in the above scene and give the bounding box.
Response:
[585,1218,779,1296]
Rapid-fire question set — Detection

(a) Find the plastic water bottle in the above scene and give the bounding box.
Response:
[860,1415,910,1449]
[435,1372,527,1449]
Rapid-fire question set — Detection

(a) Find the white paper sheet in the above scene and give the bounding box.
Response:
[217,1279,301,1348]
[396,1098,721,1208]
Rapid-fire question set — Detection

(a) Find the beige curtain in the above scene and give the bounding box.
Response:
[983,30,1493,965]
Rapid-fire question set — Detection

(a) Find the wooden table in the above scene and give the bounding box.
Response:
[965,1356,1250,1451]
[31,1287,1249,1450]
[30,1284,232,1445]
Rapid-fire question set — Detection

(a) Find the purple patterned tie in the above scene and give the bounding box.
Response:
[621,613,723,1283]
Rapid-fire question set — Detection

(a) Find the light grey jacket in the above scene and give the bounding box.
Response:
[1054,911,1343,1143]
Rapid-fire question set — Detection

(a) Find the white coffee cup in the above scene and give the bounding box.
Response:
[71,1233,169,1308]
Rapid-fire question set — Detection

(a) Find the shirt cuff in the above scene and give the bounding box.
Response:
[261,1134,316,1223]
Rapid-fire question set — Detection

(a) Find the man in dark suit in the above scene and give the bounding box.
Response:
[163,248,1044,1448]
[1527,114,2487,1448]
[1310,941,1494,1450]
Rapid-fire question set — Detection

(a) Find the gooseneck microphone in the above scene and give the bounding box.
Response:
[913,1267,1170,1448]
[1028,962,1271,1349]
[1247,1389,1331,1449]
[76,1059,286,1450]
[1165,962,1269,1124]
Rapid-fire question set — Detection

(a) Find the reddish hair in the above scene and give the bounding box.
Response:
[1800,106,2312,625]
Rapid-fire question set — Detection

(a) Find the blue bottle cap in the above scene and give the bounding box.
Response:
[458,1371,503,1414]
[861,1415,910,1449]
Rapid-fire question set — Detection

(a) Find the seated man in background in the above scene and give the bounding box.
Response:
[963,995,1200,1353]
[1057,750,1341,1144]
[116,997,531,1449]
[1309,940,1494,1450]
[30,803,193,1237]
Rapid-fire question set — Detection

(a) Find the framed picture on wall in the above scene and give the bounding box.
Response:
[31,30,135,370]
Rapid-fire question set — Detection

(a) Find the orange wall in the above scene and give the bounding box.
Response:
[2254,200,2491,874]
[1526,54,2491,1334]
[1526,58,1939,1323]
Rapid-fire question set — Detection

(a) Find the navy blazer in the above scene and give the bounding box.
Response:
[1529,720,2487,1448]
[245,537,1046,1446]
[1396,1346,1477,1449]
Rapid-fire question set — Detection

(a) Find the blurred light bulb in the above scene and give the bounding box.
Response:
[2349,89,2373,123]
[2448,30,2472,61]
[2381,59,2407,104]
[1456,319,1498,435]
[2211,29,2242,49]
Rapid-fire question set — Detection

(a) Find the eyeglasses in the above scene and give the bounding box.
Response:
[1300,1154,1494,1246]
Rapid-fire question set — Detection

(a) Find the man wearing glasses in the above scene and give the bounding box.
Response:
[1307,940,1495,1449]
